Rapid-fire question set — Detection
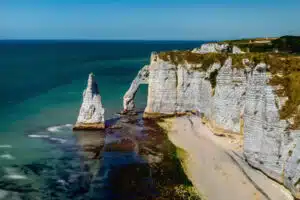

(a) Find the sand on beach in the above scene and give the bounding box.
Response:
[158,115,294,200]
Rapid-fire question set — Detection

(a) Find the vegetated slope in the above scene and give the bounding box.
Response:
[222,35,300,54]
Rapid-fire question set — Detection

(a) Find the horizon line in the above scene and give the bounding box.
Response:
[0,38,215,42]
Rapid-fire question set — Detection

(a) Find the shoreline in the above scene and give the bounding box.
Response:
[157,115,294,200]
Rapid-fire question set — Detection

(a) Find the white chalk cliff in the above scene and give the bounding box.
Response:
[192,43,229,54]
[74,73,105,130]
[123,43,300,198]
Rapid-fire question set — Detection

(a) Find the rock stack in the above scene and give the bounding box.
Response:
[73,73,105,130]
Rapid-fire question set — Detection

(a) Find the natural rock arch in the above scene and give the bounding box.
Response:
[123,65,150,112]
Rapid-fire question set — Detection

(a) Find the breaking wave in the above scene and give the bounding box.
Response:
[0,154,15,160]
[47,124,73,133]
[49,137,67,144]
[0,145,12,148]
[28,134,49,138]
[4,167,28,180]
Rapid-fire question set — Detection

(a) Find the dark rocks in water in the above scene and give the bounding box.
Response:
[74,131,105,160]
[8,113,198,199]
[73,123,105,131]
[108,124,122,129]
[104,138,136,152]
[119,110,138,116]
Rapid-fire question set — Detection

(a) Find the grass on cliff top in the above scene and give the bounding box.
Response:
[158,50,300,71]
[220,36,300,54]
[158,51,228,71]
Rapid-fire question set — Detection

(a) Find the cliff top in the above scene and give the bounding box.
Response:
[155,36,300,129]
[220,35,300,54]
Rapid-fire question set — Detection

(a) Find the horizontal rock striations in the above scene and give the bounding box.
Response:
[124,41,300,198]
[74,73,105,130]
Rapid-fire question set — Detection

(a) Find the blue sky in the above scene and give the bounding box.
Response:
[1,0,300,40]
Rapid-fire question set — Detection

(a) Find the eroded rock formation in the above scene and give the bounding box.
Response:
[123,65,149,112]
[124,42,300,198]
[74,73,105,130]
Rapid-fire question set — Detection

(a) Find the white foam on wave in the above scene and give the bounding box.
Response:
[0,154,15,160]
[4,168,28,180]
[57,179,68,186]
[28,134,49,138]
[49,137,67,144]
[47,126,61,133]
[5,174,28,180]
[0,145,12,148]
[47,124,73,133]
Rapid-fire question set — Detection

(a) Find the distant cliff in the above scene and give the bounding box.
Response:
[123,41,300,198]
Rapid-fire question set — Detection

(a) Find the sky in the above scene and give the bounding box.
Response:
[0,0,300,40]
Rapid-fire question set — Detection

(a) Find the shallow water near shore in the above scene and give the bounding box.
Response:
[1,114,195,199]
[0,40,204,199]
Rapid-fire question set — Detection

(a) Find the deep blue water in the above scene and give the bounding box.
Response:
[0,40,204,199]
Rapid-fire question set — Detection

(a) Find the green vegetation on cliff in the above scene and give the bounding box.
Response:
[157,47,300,129]
[222,36,300,54]
[272,36,300,53]
[269,71,300,129]
[158,51,228,70]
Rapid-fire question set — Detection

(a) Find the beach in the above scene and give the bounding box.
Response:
[158,115,294,200]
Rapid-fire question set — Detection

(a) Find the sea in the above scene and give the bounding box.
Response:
[0,40,205,200]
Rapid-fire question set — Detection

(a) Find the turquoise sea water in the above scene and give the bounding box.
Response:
[0,40,204,199]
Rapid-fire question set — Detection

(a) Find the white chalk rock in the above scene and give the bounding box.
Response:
[192,43,229,54]
[74,73,105,130]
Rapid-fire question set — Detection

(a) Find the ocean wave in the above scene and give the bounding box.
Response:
[0,145,12,148]
[0,154,15,160]
[47,124,73,133]
[49,137,67,144]
[4,168,28,180]
[28,134,66,144]
[57,179,68,186]
[5,174,28,180]
[28,134,49,138]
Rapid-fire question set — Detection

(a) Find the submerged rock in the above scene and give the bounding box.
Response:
[73,73,105,130]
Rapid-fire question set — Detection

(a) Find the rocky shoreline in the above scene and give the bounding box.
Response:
[119,38,300,199]
[73,37,300,199]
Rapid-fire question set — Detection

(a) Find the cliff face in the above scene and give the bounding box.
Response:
[123,44,300,197]
[74,73,105,130]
